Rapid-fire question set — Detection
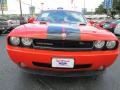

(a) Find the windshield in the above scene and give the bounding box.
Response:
[37,10,87,24]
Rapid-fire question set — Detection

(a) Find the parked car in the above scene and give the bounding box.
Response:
[19,16,27,25]
[103,19,120,33]
[7,17,21,32]
[0,17,9,34]
[9,16,27,26]
[114,23,120,36]
[98,19,113,27]
[0,16,24,35]
[7,10,119,77]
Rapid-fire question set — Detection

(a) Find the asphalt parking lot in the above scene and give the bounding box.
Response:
[0,35,120,90]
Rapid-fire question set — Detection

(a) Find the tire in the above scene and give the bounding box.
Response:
[0,31,2,35]
[2,29,8,34]
[93,69,106,79]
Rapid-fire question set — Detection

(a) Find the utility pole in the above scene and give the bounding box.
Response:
[30,0,33,16]
[31,0,32,6]
[83,0,86,14]
[19,0,22,16]
[1,0,4,15]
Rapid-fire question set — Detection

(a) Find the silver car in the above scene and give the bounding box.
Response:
[114,23,120,35]
[0,17,10,34]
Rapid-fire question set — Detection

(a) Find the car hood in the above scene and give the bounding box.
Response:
[9,23,117,41]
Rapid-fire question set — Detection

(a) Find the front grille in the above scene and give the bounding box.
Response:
[32,39,93,51]
[32,62,92,69]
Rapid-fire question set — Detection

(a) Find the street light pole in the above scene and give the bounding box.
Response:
[19,0,22,16]
[41,3,44,12]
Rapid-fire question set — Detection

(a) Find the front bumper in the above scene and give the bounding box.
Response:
[0,26,11,34]
[21,67,104,77]
[7,45,119,72]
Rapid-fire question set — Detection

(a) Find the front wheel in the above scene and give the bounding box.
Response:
[92,69,106,79]
[0,31,2,35]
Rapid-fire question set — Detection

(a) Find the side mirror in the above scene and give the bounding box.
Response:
[28,17,35,23]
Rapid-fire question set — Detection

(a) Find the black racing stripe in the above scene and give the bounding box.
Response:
[47,24,80,40]
[47,25,63,40]
[64,27,80,40]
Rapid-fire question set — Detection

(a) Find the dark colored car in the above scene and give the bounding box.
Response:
[0,17,9,34]
[0,16,27,35]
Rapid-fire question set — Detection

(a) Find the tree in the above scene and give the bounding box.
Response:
[95,3,106,14]
[95,0,120,18]
[112,0,120,15]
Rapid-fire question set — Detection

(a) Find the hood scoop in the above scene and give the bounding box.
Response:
[39,21,47,24]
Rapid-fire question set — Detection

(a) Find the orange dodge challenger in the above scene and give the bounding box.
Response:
[6,10,119,77]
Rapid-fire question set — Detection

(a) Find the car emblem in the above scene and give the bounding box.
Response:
[61,33,67,40]
[57,60,69,66]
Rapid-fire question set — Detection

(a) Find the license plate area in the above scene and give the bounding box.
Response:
[52,58,74,68]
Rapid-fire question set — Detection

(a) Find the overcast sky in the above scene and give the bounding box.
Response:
[3,0,103,14]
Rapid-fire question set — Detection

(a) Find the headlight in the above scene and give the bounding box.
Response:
[2,27,5,29]
[106,41,116,49]
[21,37,33,46]
[9,37,20,46]
[94,41,105,49]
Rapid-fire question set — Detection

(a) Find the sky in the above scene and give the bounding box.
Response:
[2,0,104,14]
